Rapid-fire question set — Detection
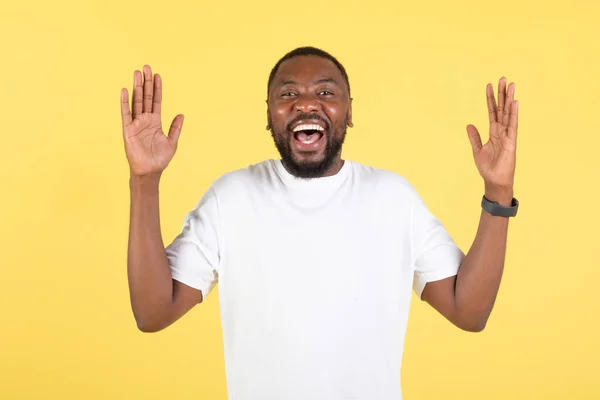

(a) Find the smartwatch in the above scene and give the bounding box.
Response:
[481,196,519,217]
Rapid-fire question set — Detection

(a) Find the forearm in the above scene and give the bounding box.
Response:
[127,174,174,330]
[454,189,513,330]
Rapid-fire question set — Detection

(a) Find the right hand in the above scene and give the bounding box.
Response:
[121,65,184,177]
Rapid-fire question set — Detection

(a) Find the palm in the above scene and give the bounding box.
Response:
[467,78,519,189]
[124,114,175,175]
[120,65,184,177]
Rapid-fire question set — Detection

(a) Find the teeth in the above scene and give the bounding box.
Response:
[293,124,325,132]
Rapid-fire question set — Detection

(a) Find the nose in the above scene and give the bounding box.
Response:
[293,92,320,113]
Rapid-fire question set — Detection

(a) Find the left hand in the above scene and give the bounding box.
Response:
[466,77,518,204]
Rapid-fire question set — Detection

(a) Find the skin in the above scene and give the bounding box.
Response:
[122,67,202,332]
[121,57,519,333]
[266,55,353,178]
[421,78,519,332]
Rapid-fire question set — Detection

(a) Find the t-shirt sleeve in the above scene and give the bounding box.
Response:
[412,197,465,299]
[165,186,221,299]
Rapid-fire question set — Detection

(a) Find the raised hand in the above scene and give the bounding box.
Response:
[121,65,184,177]
[466,77,519,203]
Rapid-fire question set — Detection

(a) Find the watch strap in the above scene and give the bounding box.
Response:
[481,196,519,217]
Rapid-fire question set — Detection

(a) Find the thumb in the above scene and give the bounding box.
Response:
[168,114,184,148]
[466,124,483,153]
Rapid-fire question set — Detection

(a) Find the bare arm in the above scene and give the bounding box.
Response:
[128,175,202,332]
[122,66,201,332]
[422,192,511,332]
[422,77,519,332]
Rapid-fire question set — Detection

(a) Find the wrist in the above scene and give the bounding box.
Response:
[484,185,514,206]
[130,173,161,192]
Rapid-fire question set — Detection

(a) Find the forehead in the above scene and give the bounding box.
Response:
[273,55,345,86]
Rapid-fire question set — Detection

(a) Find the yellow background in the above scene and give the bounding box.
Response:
[1,0,598,398]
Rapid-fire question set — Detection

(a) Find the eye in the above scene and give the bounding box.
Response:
[318,90,334,96]
[281,92,297,97]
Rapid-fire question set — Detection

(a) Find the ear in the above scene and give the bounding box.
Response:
[266,99,271,130]
[347,98,354,128]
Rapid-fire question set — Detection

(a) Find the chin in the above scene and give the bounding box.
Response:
[292,150,326,165]
[272,130,344,178]
[285,152,336,179]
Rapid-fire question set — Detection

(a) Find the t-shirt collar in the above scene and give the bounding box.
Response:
[272,158,351,189]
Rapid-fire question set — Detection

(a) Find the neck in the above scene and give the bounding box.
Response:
[321,158,344,177]
[281,157,345,179]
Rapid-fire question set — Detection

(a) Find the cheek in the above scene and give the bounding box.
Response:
[271,105,290,127]
[325,104,339,117]
[324,104,347,127]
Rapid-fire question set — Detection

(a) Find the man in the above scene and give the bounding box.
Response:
[121,47,519,399]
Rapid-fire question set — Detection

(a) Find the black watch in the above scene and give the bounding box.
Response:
[481,196,519,217]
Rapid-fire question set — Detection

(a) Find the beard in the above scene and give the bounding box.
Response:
[269,113,348,179]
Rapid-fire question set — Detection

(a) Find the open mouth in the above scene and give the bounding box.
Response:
[292,123,325,146]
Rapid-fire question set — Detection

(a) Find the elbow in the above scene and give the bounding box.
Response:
[463,321,487,333]
[457,315,489,333]
[136,320,164,333]
[133,312,168,333]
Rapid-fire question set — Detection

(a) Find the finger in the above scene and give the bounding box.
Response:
[507,100,518,140]
[497,77,507,122]
[132,70,143,119]
[489,120,501,140]
[168,114,185,147]
[120,88,132,128]
[153,73,162,114]
[486,83,497,123]
[466,124,483,153]
[502,82,515,127]
[143,65,153,113]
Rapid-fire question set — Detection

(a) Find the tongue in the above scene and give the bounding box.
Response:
[297,132,322,144]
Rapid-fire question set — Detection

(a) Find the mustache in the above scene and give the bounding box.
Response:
[286,113,330,132]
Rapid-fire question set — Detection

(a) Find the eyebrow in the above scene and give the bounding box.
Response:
[277,78,340,87]
[314,78,339,85]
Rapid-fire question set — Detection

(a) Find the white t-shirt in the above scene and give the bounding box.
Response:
[166,159,464,400]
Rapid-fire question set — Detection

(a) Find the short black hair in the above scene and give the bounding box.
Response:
[267,46,351,97]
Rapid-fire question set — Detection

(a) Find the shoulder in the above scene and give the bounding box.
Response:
[349,161,422,202]
[210,159,276,195]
